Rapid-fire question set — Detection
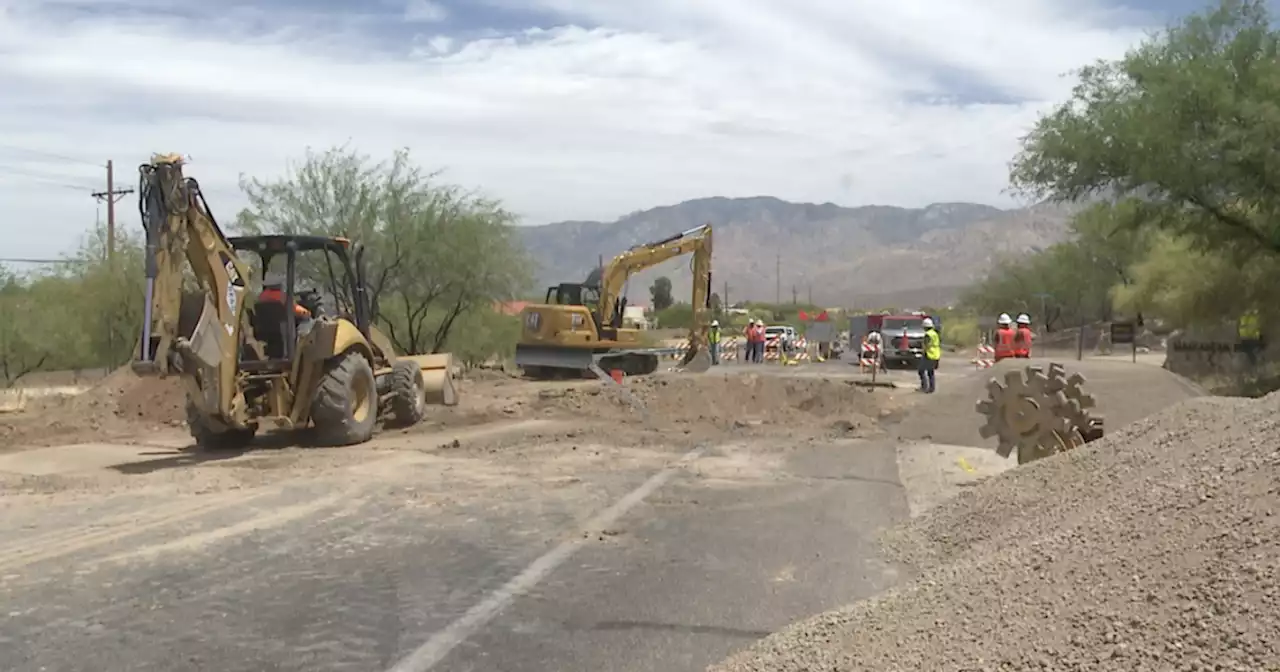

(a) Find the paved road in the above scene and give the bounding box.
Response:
[0,416,910,671]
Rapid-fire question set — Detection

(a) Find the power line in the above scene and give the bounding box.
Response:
[0,143,105,168]
[0,258,76,265]
[0,166,96,191]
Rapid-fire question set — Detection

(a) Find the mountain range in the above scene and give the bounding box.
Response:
[516,196,1077,309]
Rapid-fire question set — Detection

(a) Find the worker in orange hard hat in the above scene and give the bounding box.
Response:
[993,313,1016,362]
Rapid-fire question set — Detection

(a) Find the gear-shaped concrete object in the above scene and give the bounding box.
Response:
[976,363,1104,464]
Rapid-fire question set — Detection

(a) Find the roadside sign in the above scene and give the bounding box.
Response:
[1111,321,1137,362]
[805,322,836,342]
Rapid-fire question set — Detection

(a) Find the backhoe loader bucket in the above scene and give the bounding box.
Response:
[679,347,712,373]
[515,344,594,372]
[400,353,458,406]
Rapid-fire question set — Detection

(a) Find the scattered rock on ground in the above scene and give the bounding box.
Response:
[713,391,1280,672]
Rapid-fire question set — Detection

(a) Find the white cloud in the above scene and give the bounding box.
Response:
[0,0,1151,259]
[404,0,447,23]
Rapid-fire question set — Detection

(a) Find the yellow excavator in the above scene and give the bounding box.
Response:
[130,153,457,449]
[515,223,713,378]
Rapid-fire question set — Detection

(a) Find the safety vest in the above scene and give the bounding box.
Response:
[994,327,1016,360]
[258,288,311,318]
[1239,311,1261,340]
[1014,327,1033,356]
[708,328,721,344]
[923,328,941,360]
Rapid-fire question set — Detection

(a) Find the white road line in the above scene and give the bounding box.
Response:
[385,445,707,672]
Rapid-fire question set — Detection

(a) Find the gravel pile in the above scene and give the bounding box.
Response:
[713,391,1280,671]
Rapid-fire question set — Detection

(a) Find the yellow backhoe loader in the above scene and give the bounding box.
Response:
[515,223,713,378]
[129,153,457,449]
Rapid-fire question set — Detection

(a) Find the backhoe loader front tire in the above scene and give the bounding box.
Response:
[310,351,378,446]
[185,400,255,451]
[387,360,427,428]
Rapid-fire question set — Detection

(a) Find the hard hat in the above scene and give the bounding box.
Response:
[710,320,719,327]
[997,313,1012,326]
[1016,313,1030,325]
[922,317,934,328]
[263,272,285,288]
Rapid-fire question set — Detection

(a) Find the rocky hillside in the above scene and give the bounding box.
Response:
[517,196,1076,308]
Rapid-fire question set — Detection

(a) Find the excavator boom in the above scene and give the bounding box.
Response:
[597,224,713,369]
[132,154,252,425]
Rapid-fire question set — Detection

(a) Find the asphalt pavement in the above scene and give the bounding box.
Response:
[0,390,911,672]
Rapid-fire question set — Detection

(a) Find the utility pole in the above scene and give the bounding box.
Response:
[723,280,730,311]
[791,285,798,305]
[91,160,134,265]
[775,254,781,305]
[807,283,813,306]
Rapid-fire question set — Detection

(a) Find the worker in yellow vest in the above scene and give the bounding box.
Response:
[918,317,941,393]
[1239,310,1263,367]
[708,320,722,365]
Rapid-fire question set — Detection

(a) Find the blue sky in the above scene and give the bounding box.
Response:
[0,0,1233,260]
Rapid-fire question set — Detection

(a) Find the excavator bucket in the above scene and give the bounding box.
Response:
[400,353,458,406]
[515,343,594,372]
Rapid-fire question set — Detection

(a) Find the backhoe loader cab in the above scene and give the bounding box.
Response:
[129,153,456,451]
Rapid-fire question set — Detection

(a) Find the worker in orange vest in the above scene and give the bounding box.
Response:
[743,319,761,363]
[993,313,1016,362]
[1014,314,1033,358]
[258,274,312,319]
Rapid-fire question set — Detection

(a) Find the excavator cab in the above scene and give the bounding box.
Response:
[129,153,457,451]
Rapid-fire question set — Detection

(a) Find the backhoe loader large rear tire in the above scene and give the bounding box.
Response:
[310,351,378,447]
[387,360,427,428]
[185,399,255,451]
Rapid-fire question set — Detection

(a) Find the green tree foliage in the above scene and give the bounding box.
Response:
[444,308,522,369]
[61,224,148,367]
[654,303,692,330]
[235,147,532,354]
[649,276,674,311]
[960,202,1154,330]
[0,223,145,385]
[1112,234,1280,328]
[0,270,53,386]
[1010,0,1280,257]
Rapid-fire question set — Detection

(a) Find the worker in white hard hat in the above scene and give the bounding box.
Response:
[918,316,941,393]
[1014,314,1033,359]
[752,319,766,363]
[994,312,1016,362]
[708,319,722,365]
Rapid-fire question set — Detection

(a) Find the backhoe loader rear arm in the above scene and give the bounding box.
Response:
[597,224,713,358]
[133,154,253,425]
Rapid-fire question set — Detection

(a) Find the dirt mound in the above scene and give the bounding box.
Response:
[893,358,1204,448]
[1,367,186,448]
[534,372,889,435]
[713,391,1280,671]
